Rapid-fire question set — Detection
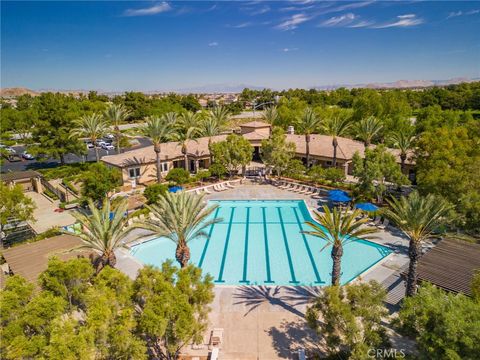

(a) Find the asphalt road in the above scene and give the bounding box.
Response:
[1,137,152,173]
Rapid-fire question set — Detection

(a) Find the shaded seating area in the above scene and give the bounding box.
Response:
[413,238,480,296]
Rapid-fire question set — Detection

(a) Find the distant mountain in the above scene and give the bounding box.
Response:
[0,87,39,97]
[313,77,479,90]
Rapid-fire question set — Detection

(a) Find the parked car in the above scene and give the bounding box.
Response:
[85,141,94,149]
[105,133,115,139]
[101,143,115,151]
[5,147,16,154]
[21,151,35,160]
[95,140,107,147]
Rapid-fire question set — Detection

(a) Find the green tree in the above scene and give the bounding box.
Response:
[30,92,85,164]
[306,281,389,358]
[208,105,230,125]
[209,162,228,179]
[354,116,383,149]
[321,111,352,167]
[260,127,296,176]
[68,197,135,273]
[38,257,94,307]
[415,122,480,232]
[0,183,36,246]
[199,116,227,164]
[165,168,191,185]
[297,107,321,168]
[397,283,480,359]
[104,103,132,154]
[171,125,199,172]
[262,106,279,126]
[352,145,409,203]
[133,263,214,359]
[384,192,453,296]
[70,113,108,162]
[135,192,221,267]
[139,116,176,183]
[81,162,121,203]
[303,206,378,285]
[390,129,415,173]
[209,134,253,176]
[143,183,169,204]
[323,167,346,184]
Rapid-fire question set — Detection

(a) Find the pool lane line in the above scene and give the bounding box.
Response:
[198,207,221,268]
[276,207,300,284]
[292,207,323,284]
[215,207,236,283]
[239,207,251,284]
[262,207,274,284]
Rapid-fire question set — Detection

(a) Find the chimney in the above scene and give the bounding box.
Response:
[287,126,295,134]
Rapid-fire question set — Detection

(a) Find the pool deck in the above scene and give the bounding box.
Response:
[116,183,411,359]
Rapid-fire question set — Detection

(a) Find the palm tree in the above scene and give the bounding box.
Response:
[199,117,227,165]
[68,198,134,273]
[179,111,201,130]
[171,125,199,172]
[390,130,415,173]
[321,113,352,168]
[262,106,279,126]
[163,111,178,125]
[383,192,452,296]
[355,116,383,149]
[71,113,108,162]
[139,116,175,183]
[297,107,322,168]
[209,106,230,125]
[103,104,132,154]
[136,192,222,268]
[303,206,378,286]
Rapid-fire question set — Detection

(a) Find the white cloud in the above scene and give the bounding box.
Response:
[447,9,479,19]
[123,2,171,17]
[229,22,253,29]
[282,47,299,52]
[320,13,356,27]
[208,42,219,47]
[250,6,270,16]
[373,14,424,28]
[275,13,311,31]
[348,20,374,28]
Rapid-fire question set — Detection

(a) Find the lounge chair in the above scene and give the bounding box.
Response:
[278,181,289,189]
[369,215,382,227]
[225,182,235,189]
[377,218,390,229]
[204,187,212,194]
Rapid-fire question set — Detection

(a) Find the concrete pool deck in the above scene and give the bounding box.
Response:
[116,183,411,359]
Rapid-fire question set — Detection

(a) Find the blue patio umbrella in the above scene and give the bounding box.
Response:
[168,185,183,193]
[328,189,351,202]
[355,202,379,212]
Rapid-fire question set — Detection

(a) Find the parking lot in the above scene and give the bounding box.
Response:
[1,137,152,173]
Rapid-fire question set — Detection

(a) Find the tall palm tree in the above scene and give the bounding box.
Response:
[303,206,378,286]
[136,192,222,268]
[139,116,175,183]
[179,111,201,130]
[355,116,383,149]
[262,106,279,126]
[171,125,199,172]
[71,113,108,162]
[321,113,352,167]
[68,198,134,273]
[383,191,452,296]
[199,117,227,165]
[390,130,415,173]
[163,111,178,125]
[103,103,132,154]
[297,107,322,168]
[209,106,230,125]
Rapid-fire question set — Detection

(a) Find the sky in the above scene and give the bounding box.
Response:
[1,1,479,91]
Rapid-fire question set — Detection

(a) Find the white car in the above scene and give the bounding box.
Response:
[22,151,35,160]
[102,143,115,151]
[85,142,94,149]
[96,140,107,147]
[105,134,115,139]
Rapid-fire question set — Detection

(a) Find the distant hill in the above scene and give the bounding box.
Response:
[174,83,266,94]
[313,77,479,90]
[0,87,39,97]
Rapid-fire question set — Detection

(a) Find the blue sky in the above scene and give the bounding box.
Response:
[1,1,479,91]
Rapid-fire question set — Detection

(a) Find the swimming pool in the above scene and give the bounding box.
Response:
[130,200,391,286]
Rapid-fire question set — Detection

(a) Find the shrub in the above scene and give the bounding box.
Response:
[165,168,191,185]
[324,167,346,183]
[284,159,306,179]
[307,165,325,181]
[194,170,211,182]
[143,183,168,204]
[209,163,227,179]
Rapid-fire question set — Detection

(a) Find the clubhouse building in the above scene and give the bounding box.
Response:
[101,121,414,187]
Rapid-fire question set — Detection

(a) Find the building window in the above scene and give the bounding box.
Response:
[129,167,141,179]
[161,162,168,172]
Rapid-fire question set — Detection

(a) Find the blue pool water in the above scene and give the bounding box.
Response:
[130,200,391,286]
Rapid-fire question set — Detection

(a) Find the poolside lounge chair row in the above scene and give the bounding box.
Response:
[187,179,241,195]
[275,180,322,197]
[368,216,390,229]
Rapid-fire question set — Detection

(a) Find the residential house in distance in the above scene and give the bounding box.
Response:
[102,122,414,187]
